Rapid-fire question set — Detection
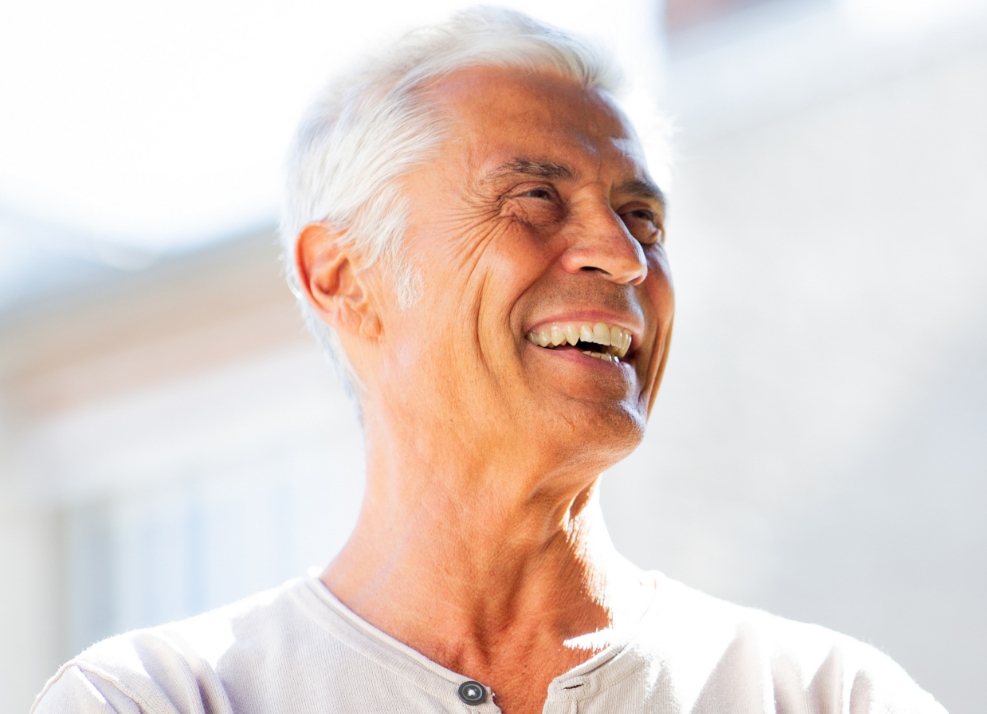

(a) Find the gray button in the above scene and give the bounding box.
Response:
[458,680,487,704]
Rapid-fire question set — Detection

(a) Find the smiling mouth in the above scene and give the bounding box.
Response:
[525,322,633,364]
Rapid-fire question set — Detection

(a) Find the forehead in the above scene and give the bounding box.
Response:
[425,66,648,178]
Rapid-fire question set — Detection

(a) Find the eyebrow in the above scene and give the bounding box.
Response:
[486,158,666,209]
[488,158,576,181]
[617,178,666,210]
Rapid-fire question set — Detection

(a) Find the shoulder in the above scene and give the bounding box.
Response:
[31,578,327,714]
[633,573,947,713]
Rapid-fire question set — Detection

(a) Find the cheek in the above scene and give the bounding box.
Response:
[407,206,511,286]
[442,218,556,313]
[486,221,559,282]
[644,253,675,330]
[402,220,543,344]
[483,228,561,332]
[399,211,561,364]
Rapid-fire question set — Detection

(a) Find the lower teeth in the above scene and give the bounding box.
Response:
[581,351,619,364]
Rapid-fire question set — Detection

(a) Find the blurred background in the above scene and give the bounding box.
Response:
[1,0,985,711]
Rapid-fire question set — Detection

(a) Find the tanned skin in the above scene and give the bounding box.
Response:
[295,66,674,714]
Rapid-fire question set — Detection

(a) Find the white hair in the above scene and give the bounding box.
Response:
[280,6,622,398]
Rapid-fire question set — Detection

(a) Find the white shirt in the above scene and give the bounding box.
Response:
[32,574,946,713]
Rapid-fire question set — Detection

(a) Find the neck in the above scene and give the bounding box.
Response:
[321,411,650,714]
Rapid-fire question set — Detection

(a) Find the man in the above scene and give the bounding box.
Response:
[34,8,944,714]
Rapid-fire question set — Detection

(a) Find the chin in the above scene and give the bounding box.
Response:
[549,399,647,471]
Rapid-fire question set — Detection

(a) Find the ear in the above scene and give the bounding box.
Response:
[294,223,381,338]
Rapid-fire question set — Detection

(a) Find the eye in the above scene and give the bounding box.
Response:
[519,187,555,201]
[503,184,565,228]
[620,207,664,245]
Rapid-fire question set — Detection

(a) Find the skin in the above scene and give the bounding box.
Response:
[295,66,674,714]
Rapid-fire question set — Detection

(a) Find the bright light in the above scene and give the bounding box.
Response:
[0,0,659,251]
[840,0,987,35]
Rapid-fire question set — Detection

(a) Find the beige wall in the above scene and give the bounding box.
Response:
[603,6,987,712]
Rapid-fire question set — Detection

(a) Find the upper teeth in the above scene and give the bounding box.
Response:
[525,322,633,359]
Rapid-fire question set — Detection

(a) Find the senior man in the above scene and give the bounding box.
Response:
[35,8,944,714]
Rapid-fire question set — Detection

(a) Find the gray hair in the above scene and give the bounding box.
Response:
[280,6,622,397]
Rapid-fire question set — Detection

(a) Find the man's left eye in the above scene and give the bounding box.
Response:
[625,208,654,222]
[620,208,662,244]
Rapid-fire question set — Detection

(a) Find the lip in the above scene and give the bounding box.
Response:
[524,311,644,355]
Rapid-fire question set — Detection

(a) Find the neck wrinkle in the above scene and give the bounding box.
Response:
[322,398,648,693]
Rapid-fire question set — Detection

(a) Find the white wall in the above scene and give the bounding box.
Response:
[47,343,366,656]
[0,458,62,714]
[602,3,987,712]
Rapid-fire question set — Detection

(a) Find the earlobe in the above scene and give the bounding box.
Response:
[295,223,380,338]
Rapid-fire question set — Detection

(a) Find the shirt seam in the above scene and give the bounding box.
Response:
[43,661,157,714]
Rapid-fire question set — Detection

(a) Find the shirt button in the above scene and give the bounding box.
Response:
[458,680,487,704]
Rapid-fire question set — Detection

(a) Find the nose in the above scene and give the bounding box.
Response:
[559,202,648,286]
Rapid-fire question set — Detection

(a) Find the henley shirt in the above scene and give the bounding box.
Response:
[32,573,946,713]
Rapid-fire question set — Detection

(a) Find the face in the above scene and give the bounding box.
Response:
[361,66,674,481]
